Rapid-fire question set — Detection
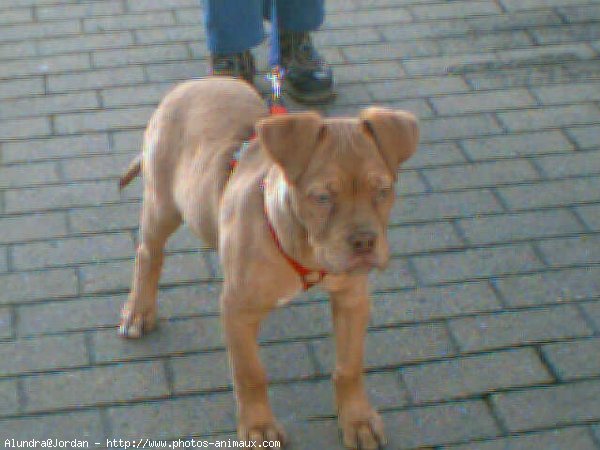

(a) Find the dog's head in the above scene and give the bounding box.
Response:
[257,108,418,274]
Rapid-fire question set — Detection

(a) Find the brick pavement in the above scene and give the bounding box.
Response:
[0,0,599,448]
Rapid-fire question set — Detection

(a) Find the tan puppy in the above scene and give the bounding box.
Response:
[119,77,418,449]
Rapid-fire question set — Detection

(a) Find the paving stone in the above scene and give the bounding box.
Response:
[260,302,331,342]
[145,60,210,82]
[576,203,600,231]
[413,243,543,284]
[0,116,51,140]
[37,1,124,19]
[5,180,119,213]
[38,31,134,55]
[107,393,235,439]
[533,81,600,104]
[371,282,502,326]
[313,28,382,47]
[420,114,503,142]
[458,209,583,245]
[100,82,173,107]
[170,351,232,393]
[0,40,36,59]
[384,400,499,448]
[0,334,87,376]
[531,23,600,44]
[497,104,600,132]
[366,77,470,101]
[496,266,600,306]
[0,269,78,305]
[542,337,600,381]
[0,53,90,78]
[388,222,463,255]
[92,316,223,362]
[493,379,600,432]
[92,43,189,68]
[443,426,598,450]
[403,52,500,76]
[534,151,600,178]
[432,89,537,115]
[60,153,138,182]
[0,19,80,41]
[54,106,154,134]
[567,124,600,149]
[23,361,168,412]
[0,7,32,25]
[423,159,540,190]
[402,348,551,404]
[498,176,600,210]
[83,12,175,33]
[439,31,533,55]
[410,1,501,19]
[342,40,440,63]
[0,77,44,100]
[48,66,145,93]
[1,134,110,163]
[0,307,11,339]
[0,92,99,120]
[537,234,600,266]
[12,233,133,270]
[313,323,456,372]
[68,203,140,233]
[134,25,204,44]
[404,142,467,169]
[0,161,59,189]
[369,257,415,291]
[0,212,67,244]
[0,410,104,441]
[126,0,198,10]
[460,130,575,161]
[0,379,19,416]
[449,304,593,352]
[581,301,600,332]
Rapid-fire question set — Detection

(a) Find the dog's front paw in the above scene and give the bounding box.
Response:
[238,418,287,447]
[339,407,386,450]
[119,305,157,339]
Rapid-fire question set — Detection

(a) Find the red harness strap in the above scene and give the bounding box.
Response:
[229,104,327,290]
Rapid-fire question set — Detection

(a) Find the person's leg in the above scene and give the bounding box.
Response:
[263,0,324,32]
[204,0,264,82]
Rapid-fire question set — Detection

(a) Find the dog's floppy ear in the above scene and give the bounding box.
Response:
[256,112,323,183]
[360,107,419,177]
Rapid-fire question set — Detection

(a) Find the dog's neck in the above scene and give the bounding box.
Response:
[263,168,321,271]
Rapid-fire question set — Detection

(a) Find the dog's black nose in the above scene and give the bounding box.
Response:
[349,231,376,254]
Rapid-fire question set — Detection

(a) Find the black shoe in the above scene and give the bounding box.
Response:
[280,31,335,104]
[209,50,256,85]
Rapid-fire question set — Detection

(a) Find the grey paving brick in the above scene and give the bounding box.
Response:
[0,116,51,140]
[60,153,138,182]
[369,257,415,291]
[0,92,99,120]
[48,66,145,93]
[0,379,19,416]
[413,243,543,284]
[496,266,600,306]
[403,348,551,404]
[448,304,593,352]
[497,104,600,132]
[432,89,537,115]
[0,40,36,58]
[313,28,381,47]
[0,53,90,78]
[0,19,80,41]
[23,361,169,412]
[458,209,583,245]
[260,302,330,342]
[423,159,540,190]
[538,234,600,266]
[0,77,44,100]
[54,106,153,134]
[371,282,502,326]
[100,82,173,108]
[83,12,175,33]
[37,1,124,19]
[559,4,600,22]
[68,203,140,233]
[1,134,110,163]
[581,301,600,332]
[543,337,600,381]
[0,247,6,273]
[534,151,600,178]
[38,31,134,56]
[381,20,472,41]
[531,23,600,44]
[0,269,78,305]
[439,31,533,55]
[404,142,467,169]
[496,42,596,65]
[391,189,504,224]
[331,61,405,84]
[146,61,210,82]
[366,77,470,101]
[170,351,231,393]
[0,333,87,376]
[533,81,600,104]
[342,41,440,63]
[12,233,133,270]
[0,7,32,25]
[576,203,600,231]
[493,379,600,432]
[261,342,319,380]
[498,176,600,210]
[5,180,119,213]
[388,222,463,255]
[403,52,500,76]
[327,8,412,27]
[461,130,575,161]
[106,393,236,439]
[501,0,597,12]
[92,316,223,363]
[567,124,600,149]
[444,426,598,450]
[410,1,501,19]
[420,115,503,142]
[126,0,198,10]
[0,410,104,441]
[0,307,11,339]
[314,323,456,371]
[92,43,189,68]
[0,161,60,188]
[134,25,203,44]
[384,400,499,448]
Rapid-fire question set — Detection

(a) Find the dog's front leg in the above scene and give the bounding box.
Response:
[221,292,287,445]
[330,278,386,449]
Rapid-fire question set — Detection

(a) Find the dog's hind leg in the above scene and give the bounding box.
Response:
[120,195,181,338]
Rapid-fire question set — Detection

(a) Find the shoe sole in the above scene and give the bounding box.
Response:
[283,79,336,104]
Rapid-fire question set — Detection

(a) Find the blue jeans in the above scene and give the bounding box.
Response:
[204,0,325,55]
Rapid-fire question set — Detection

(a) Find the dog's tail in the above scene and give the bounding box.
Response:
[119,154,142,191]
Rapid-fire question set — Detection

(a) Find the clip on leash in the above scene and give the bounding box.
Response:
[266,0,287,115]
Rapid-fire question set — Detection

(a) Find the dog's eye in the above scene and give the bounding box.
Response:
[311,192,332,205]
[376,187,391,200]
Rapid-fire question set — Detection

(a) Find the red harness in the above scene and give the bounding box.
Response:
[229,104,327,290]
